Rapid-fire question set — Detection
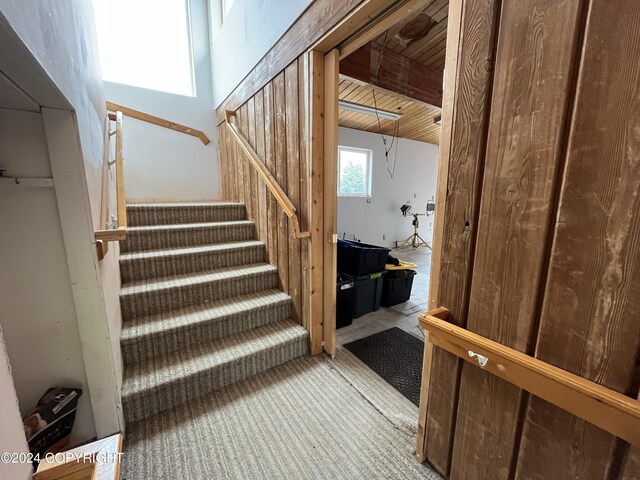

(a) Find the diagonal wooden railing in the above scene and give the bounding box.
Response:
[224,110,310,239]
[107,101,210,145]
[95,111,126,260]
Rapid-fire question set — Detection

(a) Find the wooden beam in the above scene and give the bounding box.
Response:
[336,0,432,59]
[340,43,442,107]
[322,49,339,356]
[420,312,640,448]
[106,101,210,145]
[309,50,325,356]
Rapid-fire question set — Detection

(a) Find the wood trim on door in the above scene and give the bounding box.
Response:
[322,49,340,356]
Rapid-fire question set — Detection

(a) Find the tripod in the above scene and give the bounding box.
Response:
[398,213,431,250]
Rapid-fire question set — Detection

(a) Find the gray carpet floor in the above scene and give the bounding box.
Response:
[120,349,441,480]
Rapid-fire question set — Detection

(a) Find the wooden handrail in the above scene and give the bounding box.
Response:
[95,111,127,259]
[224,110,311,239]
[107,101,210,145]
[419,308,640,447]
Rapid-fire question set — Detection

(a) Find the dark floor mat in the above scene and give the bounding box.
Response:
[343,327,424,406]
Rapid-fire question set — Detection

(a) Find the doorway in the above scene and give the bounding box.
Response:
[317,0,451,406]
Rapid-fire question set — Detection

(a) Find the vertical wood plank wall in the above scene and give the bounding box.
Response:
[424,0,500,473]
[426,0,640,479]
[217,55,313,343]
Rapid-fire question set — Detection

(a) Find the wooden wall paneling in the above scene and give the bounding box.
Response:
[227,123,238,202]
[247,97,260,238]
[449,0,586,478]
[420,0,499,473]
[273,72,290,292]
[235,106,246,205]
[285,61,303,323]
[416,2,464,464]
[238,103,253,222]
[263,82,279,268]
[298,52,315,345]
[217,124,227,200]
[322,49,339,356]
[621,394,640,480]
[216,0,364,125]
[220,124,231,201]
[622,451,640,480]
[254,89,269,246]
[309,50,325,355]
[514,1,640,477]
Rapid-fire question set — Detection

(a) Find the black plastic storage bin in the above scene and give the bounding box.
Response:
[353,271,386,318]
[381,270,417,307]
[337,240,391,276]
[336,273,357,329]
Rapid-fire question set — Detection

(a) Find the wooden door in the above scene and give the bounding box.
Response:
[424,0,640,479]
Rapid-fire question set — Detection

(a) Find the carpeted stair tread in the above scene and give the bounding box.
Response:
[121,263,277,295]
[120,240,265,261]
[126,220,253,233]
[119,240,266,281]
[121,220,256,253]
[120,289,292,363]
[121,319,308,423]
[120,263,279,320]
[118,201,310,427]
[128,201,243,208]
[127,202,246,226]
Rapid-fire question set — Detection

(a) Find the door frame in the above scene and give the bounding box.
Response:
[308,0,454,356]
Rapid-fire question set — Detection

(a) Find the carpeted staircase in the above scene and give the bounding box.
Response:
[119,202,308,424]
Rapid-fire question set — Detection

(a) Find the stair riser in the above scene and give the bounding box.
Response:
[121,223,256,253]
[122,335,308,424]
[121,300,292,364]
[120,245,266,282]
[127,205,246,226]
[120,271,279,320]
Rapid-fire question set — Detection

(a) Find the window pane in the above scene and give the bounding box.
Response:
[338,148,370,196]
[222,0,235,18]
[93,0,195,97]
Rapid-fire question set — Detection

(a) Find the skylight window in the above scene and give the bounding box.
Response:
[93,0,195,97]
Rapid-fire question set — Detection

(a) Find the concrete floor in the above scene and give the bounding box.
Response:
[336,246,431,345]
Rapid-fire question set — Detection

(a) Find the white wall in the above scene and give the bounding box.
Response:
[103,0,219,201]
[0,325,31,480]
[1,0,123,437]
[0,0,107,225]
[337,127,439,248]
[0,110,96,446]
[211,0,313,107]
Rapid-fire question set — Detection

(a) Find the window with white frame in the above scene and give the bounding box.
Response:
[93,0,195,97]
[338,146,373,197]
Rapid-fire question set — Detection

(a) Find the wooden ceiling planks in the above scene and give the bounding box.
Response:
[338,78,441,144]
[337,0,448,144]
[374,0,449,72]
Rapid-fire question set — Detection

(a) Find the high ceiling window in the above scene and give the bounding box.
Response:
[92,0,195,97]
